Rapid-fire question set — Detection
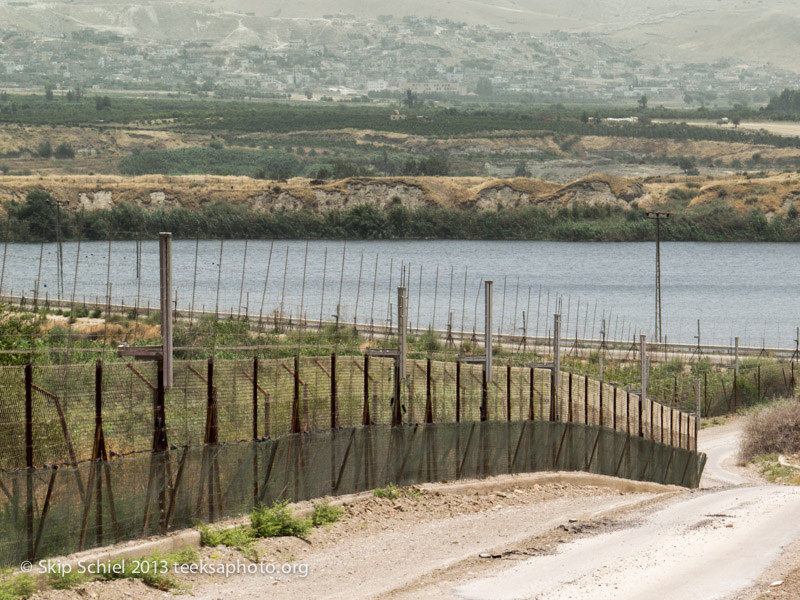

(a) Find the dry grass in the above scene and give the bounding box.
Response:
[740,399,800,463]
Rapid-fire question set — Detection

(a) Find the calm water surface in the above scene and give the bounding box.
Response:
[3,240,798,348]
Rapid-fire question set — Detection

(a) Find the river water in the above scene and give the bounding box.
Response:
[3,239,798,348]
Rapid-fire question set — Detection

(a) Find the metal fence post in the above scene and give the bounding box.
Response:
[425,358,433,424]
[639,334,646,438]
[506,365,512,422]
[584,375,589,425]
[481,365,488,421]
[331,353,337,429]
[529,367,535,420]
[25,362,33,560]
[252,357,259,440]
[551,313,561,421]
[292,354,301,434]
[568,372,573,422]
[94,360,103,545]
[485,281,493,383]
[456,360,461,423]
[695,377,701,451]
[363,354,371,426]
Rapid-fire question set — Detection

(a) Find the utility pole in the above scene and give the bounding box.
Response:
[646,211,670,343]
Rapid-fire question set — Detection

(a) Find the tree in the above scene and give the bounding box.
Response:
[44,86,54,101]
[678,156,697,174]
[403,89,418,109]
[513,161,530,177]
[638,95,648,110]
[95,96,111,110]
[304,90,313,100]
[732,117,741,128]
[476,77,493,97]
[54,142,75,159]
[37,140,52,158]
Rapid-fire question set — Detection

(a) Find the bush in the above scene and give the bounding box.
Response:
[311,501,345,527]
[89,308,102,319]
[374,483,402,499]
[250,500,312,539]
[53,142,75,159]
[37,140,52,158]
[72,304,89,318]
[0,573,35,600]
[740,399,800,462]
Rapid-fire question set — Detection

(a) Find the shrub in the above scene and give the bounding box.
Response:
[53,142,75,159]
[740,399,800,462]
[89,308,102,319]
[0,573,35,600]
[37,140,52,158]
[311,501,345,527]
[72,304,89,318]
[374,483,402,499]
[250,500,312,539]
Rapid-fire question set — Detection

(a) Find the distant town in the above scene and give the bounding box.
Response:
[1,14,796,107]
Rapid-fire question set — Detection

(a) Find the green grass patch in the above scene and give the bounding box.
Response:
[753,454,800,484]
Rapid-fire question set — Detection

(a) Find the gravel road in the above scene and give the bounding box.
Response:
[455,419,800,600]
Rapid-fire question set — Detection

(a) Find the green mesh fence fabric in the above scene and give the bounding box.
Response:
[0,421,706,568]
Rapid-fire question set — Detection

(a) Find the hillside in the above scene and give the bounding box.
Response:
[2,172,798,220]
[2,0,799,70]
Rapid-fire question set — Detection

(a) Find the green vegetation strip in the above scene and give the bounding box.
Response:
[0,549,199,600]
[197,500,345,561]
[10,188,800,243]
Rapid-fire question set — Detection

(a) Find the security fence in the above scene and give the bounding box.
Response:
[0,354,704,566]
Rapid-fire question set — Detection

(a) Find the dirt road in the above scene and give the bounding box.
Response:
[454,420,800,600]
